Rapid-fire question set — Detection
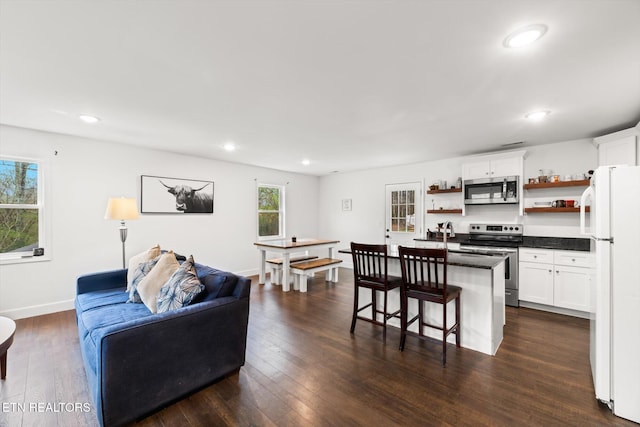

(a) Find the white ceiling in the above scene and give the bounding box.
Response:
[1,0,639,176]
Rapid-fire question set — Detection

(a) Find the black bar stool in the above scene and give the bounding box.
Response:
[350,242,402,342]
[398,246,461,366]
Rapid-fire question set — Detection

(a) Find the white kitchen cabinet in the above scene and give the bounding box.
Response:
[519,261,554,305]
[519,248,593,313]
[463,156,521,180]
[553,265,591,311]
[594,127,638,167]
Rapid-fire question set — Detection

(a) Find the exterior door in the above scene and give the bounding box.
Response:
[385,182,422,248]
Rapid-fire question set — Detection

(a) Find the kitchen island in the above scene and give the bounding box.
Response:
[340,248,506,356]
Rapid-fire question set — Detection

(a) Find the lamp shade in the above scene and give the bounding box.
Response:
[104,197,140,220]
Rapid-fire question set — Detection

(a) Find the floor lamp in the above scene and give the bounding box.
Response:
[105,197,140,268]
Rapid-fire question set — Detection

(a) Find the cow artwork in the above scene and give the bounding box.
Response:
[140,175,214,214]
[159,180,214,213]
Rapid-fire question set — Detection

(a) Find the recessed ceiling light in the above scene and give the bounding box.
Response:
[525,110,550,120]
[223,142,236,152]
[302,159,310,166]
[504,24,548,48]
[78,114,100,123]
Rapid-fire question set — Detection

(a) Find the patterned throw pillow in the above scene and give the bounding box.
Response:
[156,255,204,314]
[128,255,160,303]
[126,244,161,291]
[138,251,180,313]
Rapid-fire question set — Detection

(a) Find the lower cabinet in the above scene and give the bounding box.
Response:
[519,248,593,312]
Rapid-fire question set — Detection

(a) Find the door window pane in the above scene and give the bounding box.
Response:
[389,189,416,233]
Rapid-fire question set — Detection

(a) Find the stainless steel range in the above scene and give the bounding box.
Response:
[460,223,523,307]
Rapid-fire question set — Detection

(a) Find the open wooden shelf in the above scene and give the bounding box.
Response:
[524,179,590,190]
[427,188,462,194]
[427,209,463,214]
[524,207,590,213]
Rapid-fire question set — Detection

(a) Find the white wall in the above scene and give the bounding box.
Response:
[0,126,598,318]
[319,139,597,265]
[0,125,319,318]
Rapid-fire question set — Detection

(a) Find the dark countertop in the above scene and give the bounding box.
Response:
[521,236,590,251]
[338,248,505,270]
[414,234,590,252]
[415,233,470,243]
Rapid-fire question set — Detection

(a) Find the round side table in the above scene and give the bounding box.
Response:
[0,316,16,380]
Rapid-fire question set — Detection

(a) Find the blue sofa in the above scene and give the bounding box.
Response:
[75,263,251,427]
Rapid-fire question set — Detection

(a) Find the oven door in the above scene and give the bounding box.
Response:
[459,245,519,307]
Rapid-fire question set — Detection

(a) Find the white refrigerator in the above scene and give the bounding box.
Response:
[580,165,640,423]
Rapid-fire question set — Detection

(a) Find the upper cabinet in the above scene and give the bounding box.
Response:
[593,127,639,167]
[461,150,526,216]
[462,156,521,180]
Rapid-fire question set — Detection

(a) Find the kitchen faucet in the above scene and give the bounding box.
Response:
[442,221,455,248]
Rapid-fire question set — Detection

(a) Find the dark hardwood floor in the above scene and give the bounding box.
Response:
[1,269,634,426]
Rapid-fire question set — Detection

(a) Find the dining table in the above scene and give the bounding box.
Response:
[254,238,340,291]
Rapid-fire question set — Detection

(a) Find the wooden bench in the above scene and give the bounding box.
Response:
[266,255,318,285]
[290,258,343,292]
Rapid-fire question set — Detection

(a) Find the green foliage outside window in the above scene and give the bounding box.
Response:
[258,185,282,237]
[0,160,39,253]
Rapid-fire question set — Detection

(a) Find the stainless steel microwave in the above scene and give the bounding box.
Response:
[464,176,519,205]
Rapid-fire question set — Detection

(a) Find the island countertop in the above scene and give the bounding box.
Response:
[338,248,506,270]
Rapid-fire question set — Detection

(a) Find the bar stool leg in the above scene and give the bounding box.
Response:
[350,284,359,333]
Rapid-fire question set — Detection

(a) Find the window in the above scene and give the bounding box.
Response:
[390,189,415,232]
[0,157,46,260]
[257,184,285,239]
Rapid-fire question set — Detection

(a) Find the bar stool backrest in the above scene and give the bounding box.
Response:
[398,246,448,296]
[350,242,390,286]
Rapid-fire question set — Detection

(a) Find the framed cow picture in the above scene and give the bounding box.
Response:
[140,175,214,214]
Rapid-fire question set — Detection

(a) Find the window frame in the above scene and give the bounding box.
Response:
[0,155,50,264]
[256,183,285,241]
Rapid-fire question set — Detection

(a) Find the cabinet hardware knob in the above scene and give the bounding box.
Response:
[572,258,575,262]
[556,270,560,274]
[548,269,552,273]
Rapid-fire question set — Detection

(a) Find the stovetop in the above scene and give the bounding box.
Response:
[464,223,524,248]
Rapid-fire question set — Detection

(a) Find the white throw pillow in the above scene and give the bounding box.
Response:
[138,251,180,313]
[126,244,161,291]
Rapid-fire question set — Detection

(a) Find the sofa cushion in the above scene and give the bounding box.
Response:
[191,263,239,303]
[156,255,204,313]
[138,251,180,313]
[127,245,161,291]
[128,255,160,303]
[76,287,129,313]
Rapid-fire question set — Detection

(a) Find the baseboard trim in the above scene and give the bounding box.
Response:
[0,299,75,320]
[519,301,589,319]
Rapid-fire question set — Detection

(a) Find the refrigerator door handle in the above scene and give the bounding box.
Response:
[580,186,594,236]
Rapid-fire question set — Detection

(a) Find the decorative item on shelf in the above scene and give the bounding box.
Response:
[105,197,140,268]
